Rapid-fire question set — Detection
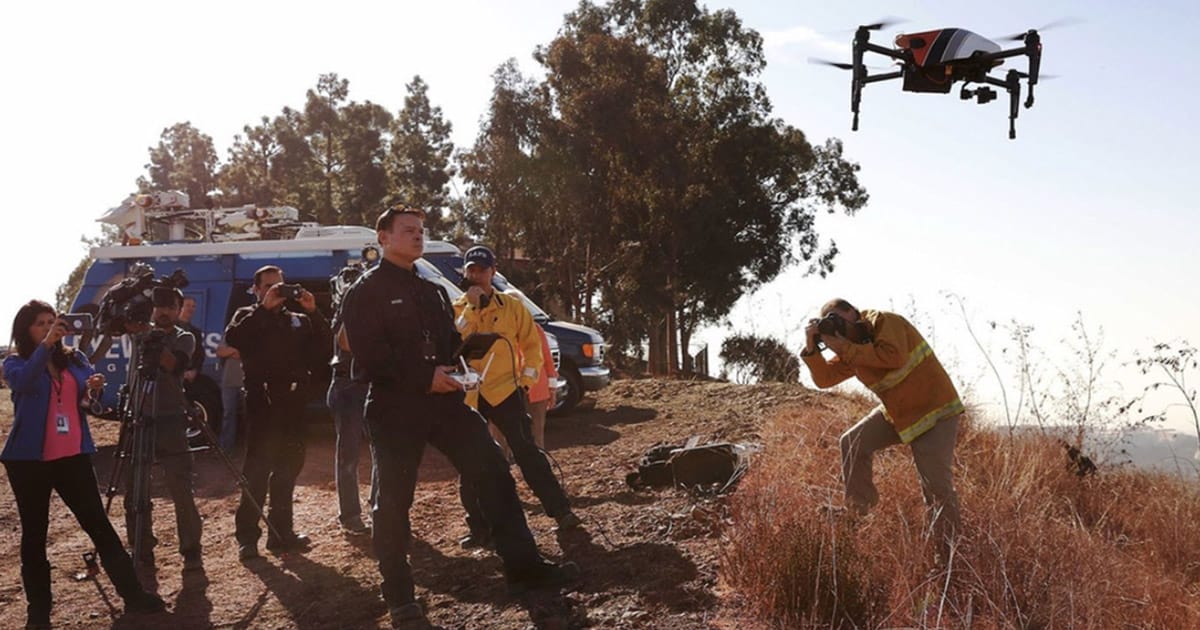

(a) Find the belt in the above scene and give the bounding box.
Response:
[254,379,307,393]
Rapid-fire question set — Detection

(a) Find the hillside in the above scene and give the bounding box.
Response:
[2,379,1198,628]
[0,380,812,629]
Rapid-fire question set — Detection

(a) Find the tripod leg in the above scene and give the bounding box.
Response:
[187,410,287,544]
[102,414,132,514]
[128,416,154,565]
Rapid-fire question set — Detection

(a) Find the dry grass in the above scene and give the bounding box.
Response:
[722,393,1200,629]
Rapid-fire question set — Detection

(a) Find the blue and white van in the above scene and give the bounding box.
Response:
[70,196,567,430]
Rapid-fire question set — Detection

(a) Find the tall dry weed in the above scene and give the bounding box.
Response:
[723,395,1200,628]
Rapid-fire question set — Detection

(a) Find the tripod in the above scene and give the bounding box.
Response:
[98,333,162,566]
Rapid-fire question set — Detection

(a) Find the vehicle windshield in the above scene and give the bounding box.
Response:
[415,259,463,298]
[503,288,550,322]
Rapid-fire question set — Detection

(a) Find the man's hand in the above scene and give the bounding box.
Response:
[297,288,317,314]
[183,369,198,383]
[823,332,850,355]
[262,284,287,311]
[803,319,821,355]
[159,347,178,372]
[429,365,465,393]
[466,286,488,308]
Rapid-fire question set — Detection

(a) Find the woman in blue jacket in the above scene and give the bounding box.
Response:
[3,300,164,628]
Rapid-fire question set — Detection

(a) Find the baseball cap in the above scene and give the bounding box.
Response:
[464,246,496,269]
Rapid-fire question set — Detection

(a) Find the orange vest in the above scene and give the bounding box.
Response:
[802,310,963,443]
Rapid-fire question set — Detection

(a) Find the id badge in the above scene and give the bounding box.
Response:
[55,413,70,434]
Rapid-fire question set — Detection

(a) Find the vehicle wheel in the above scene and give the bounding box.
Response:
[551,365,583,417]
[185,376,223,448]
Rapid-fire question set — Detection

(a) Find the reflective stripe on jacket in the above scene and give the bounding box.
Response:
[802,309,963,443]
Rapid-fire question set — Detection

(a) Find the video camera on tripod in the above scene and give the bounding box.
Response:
[95,262,190,336]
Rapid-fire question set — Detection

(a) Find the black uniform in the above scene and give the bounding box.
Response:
[178,320,206,372]
[341,258,547,608]
[224,302,331,546]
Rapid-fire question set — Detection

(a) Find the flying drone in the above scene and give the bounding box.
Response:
[813,19,1070,139]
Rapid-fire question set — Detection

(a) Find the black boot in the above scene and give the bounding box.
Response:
[122,590,166,614]
[506,560,581,596]
[21,561,51,629]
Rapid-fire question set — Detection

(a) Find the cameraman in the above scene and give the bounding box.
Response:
[801,298,964,552]
[123,287,204,571]
[224,266,331,560]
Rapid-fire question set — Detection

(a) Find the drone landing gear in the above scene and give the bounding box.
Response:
[972,69,1024,139]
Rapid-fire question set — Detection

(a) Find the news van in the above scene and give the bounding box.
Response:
[69,192,563,432]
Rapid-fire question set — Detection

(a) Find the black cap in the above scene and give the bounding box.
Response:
[464,246,496,269]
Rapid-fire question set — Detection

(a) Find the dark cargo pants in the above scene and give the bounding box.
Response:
[459,390,571,537]
[367,392,543,607]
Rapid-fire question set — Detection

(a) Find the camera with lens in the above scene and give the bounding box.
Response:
[816,312,847,339]
[277,284,304,301]
[814,312,873,349]
[96,263,190,335]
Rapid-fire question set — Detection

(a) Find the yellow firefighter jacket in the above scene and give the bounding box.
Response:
[453,291,542,407]
[802,309,964,443]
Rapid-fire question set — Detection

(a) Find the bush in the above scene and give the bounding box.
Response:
[720,334,801,384]
[722,396,1200,628]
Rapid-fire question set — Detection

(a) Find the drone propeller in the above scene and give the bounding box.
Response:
[808,57,854,70]
[807,58,896,72]
[861,16,906,31]
[831,17,906,35]
[997,17,1083,41]
[1015,71,1061,80]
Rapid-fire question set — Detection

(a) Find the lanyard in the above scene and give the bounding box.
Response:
[50,371,65,410]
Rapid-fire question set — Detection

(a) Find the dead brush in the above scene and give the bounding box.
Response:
[722,396,1200,628]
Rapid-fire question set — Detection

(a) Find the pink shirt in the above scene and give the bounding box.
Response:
[42,370,83,461]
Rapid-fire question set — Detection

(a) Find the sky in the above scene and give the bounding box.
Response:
[2,1,1197,434]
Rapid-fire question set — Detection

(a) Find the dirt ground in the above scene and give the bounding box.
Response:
[0,379,821,629]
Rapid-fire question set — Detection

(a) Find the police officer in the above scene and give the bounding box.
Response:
[341,205,578,629]
[454,245,580,549]
[224,265,331,560]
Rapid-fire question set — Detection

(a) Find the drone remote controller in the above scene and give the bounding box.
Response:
[450,370,481,391]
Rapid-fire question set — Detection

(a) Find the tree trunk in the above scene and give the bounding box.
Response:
[680,319,694,375]
[666,302,678,376]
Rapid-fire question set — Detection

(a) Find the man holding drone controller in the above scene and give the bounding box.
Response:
[453,245,581,551]
[341,206,579,629]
